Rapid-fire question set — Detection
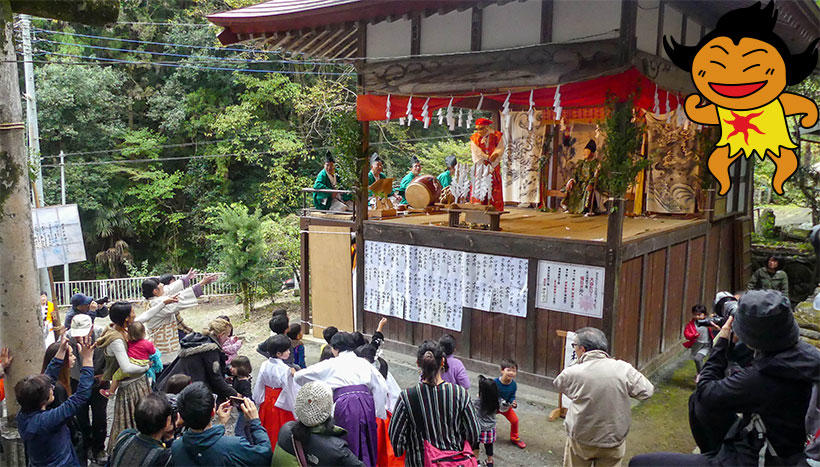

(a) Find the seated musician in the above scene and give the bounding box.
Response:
[398,156,422,205]
[368,153,390,194]
[312,154,352,211]
[437,155,458,188]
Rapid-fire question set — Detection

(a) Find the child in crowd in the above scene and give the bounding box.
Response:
[496,359,526,449]
[217,315,243,365]
[683,304,711,373]
[254,334,297,447]
[101,322,162,398]
[474,375,500,467]
[439,334,470,389]
[321,326,338,354]
[229,356,253,440]
[259,314,288,351]
[286,324,306,369]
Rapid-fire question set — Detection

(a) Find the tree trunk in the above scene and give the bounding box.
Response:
[241,282,250,319]
[0,17,48,423]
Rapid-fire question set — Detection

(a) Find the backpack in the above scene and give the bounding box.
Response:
[407,385,478,467]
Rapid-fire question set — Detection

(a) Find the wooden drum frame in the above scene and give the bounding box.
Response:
[405,175,443,208]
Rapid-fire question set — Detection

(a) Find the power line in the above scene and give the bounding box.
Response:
[35,38,345,66]
[37,50,353,75]
[33,27,301,56]
[40,134,473,167]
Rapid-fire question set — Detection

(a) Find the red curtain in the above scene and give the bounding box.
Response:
[356,67,683,122]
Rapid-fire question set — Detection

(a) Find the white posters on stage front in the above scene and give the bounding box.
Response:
[536,260,604,318]
[31,204,86,268]
[363,241,529,331]
[561,331,577,408]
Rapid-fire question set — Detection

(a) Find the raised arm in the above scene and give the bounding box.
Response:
[684,94,719,125]
[780,92,819,128]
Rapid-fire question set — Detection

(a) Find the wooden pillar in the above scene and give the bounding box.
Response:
[540,0,554,43]
[470,7,482,51]
[618,0,637,64]
[355,121,369,332]
[603,198,625,356]
[299,216,311,335]
[524,258,538,373]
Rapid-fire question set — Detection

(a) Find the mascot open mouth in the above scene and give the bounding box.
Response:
[708,81,767,98]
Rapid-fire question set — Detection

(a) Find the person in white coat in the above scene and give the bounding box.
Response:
[553,327,654,467]
[136,269,218,365]
[294,332,388,467]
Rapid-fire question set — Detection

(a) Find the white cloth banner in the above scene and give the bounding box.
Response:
[502,111,546,204]
[31,204,86,268]
[535,260,605,318]
[364,241,529,331]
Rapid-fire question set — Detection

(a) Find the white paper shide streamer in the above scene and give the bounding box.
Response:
[553,85,563,122]
[527,89,535,130]
[406,95,413,127]
[385,94,391,122]
[446,97,455,131]
[421,97,431,129]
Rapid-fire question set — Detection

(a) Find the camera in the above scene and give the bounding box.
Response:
[701,292,738,328]
[96,296,110,305]
[696,316,726,328]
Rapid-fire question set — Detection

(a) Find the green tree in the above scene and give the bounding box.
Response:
[208,202,270,318]
[598,96,650,201]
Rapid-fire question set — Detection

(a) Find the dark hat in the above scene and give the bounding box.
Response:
[410,156,421,166]
[445,155,458,168]
[370,153,382,165]
[323,153,335,164]
[70,293,93,308]
[584,139,597,153]
[734,290,799,353]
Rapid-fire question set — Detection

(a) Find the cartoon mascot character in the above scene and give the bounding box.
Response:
[664,1,818,196]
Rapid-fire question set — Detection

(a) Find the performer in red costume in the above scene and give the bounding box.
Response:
[469,118,505,211]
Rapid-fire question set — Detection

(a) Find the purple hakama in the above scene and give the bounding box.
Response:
[333,384,378,467]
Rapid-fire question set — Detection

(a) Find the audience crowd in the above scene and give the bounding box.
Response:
[4,273,820,467]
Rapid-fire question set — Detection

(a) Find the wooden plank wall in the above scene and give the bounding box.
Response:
[613,218,738,369]
[362,218,741,377]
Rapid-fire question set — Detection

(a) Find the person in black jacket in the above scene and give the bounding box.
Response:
[630,290,820,466]
[156,318,238,402]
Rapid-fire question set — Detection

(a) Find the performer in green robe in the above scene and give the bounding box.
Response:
[563,140,602,215]
[437,155,457,188]
[398,156,422,205]
[312,154,351,210]
[367,153,393,195]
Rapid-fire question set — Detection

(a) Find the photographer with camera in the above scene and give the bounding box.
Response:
[683,305,712,374]
[64,293,110,331]
[630,290,820,466]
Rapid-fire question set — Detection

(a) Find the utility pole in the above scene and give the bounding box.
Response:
[20,14,52,299]
[60,150,69,299]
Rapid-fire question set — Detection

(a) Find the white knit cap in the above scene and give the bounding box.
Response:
[294,381,333,427]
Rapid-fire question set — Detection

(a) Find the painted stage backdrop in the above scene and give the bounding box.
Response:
[645,111,700,214]
[503,111,547,204]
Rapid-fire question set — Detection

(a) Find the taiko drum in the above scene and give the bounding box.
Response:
[405,175,442,208]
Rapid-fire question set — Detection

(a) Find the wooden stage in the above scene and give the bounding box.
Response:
[311,207,702,242]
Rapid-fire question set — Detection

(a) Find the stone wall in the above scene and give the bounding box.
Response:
[796,287,820,350]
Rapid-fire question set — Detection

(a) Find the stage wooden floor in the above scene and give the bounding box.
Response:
[376,207,702,242]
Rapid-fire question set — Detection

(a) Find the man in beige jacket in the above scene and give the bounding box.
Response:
[553,327,654,467]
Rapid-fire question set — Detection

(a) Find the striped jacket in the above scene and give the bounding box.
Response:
[388,382,480,467]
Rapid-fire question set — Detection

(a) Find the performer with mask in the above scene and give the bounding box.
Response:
[398,156,422,205]
[563,140,603,215]
[312,154,352,211]
[469,118,504,211]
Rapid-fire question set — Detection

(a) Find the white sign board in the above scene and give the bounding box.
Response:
[363,241,529,331]
[561,331,577,408]
[32,204,86,268]
[536,260,605,318]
